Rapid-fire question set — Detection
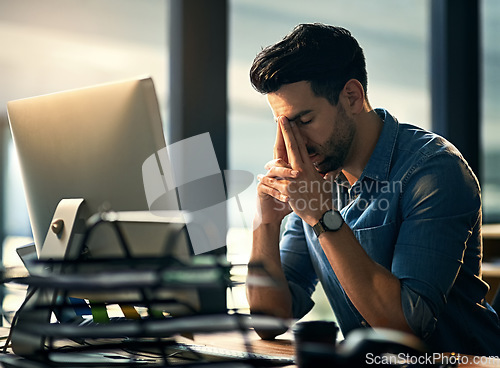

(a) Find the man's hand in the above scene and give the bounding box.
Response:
[259,116,338,226]
[255,118,295,225]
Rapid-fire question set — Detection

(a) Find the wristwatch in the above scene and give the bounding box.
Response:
[313,209,344,237]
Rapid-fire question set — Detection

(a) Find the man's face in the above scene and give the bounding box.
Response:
[267,81,356,176]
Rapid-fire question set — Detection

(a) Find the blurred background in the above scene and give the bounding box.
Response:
[0,0,498,321]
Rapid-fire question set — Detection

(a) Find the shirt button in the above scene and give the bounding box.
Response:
[361,321,367,327]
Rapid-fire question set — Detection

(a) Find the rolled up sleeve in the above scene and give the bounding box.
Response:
[393,152,481,338]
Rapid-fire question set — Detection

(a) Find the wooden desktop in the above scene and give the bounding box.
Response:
[0,317,499,367]
[191,330,500,368]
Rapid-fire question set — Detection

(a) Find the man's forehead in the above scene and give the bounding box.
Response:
[267,96,315,123]
[267,100,314,123]
[268,107,314,123]
[284,109,314,123]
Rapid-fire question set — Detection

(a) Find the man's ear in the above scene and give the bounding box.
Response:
[341,79,365,114]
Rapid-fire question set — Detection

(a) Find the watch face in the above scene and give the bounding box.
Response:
[323,210,343,230]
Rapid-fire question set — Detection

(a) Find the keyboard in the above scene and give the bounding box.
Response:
[143,342,295,366]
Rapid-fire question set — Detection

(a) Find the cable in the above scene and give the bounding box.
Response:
[1,286,39,353]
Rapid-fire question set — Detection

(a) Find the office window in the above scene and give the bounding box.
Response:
[0,0,168,256]
[227,0,430,317]
[228,0,430,234]
[0,0,168,325]
[481,0,500,223]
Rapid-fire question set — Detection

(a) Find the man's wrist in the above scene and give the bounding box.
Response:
[253,215,282,230]
[312,209,344,237]
[305,205,334,228]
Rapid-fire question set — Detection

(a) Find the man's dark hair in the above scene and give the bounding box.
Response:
[250,23,367,105]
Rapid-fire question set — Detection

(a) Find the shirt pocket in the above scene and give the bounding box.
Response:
[352,222,398,270]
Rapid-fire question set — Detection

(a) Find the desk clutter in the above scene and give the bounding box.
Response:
[0,212,294,367]
[0,210,490,368]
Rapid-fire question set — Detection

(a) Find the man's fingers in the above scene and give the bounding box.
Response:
[273,117,288,162]
[257,175,289,202]
[289,118,310,164]
[264,158,290,171]
[280,118,304,168]
[265,166,299,179]
[257,174,292,193]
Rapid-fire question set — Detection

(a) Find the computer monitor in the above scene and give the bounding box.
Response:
[6,77,226,312]
[7,77,177,254]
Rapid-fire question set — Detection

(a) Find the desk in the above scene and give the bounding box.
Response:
[192,330,296,359]
[191,331,500,368]
[1,327,499,367]
[198,330,500,368]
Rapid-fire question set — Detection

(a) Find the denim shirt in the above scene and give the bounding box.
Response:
[280,108,500,355]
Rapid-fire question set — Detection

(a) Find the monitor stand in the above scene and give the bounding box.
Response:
[11,198,87,357]
[9,199,195,358]
[39,198,87,261]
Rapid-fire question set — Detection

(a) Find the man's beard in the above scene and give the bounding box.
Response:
[308,105,356,176]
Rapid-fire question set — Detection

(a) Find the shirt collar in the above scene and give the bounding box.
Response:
[359,108,399,182]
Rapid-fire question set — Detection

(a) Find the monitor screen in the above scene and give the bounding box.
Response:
[6,77,226,314]
[7,77,178,255]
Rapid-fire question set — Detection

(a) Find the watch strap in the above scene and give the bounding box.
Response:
[312,221,326,237]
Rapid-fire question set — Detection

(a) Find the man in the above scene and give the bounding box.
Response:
[246,23,500,355]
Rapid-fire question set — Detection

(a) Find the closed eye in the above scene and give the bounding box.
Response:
[299,120,312,126]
